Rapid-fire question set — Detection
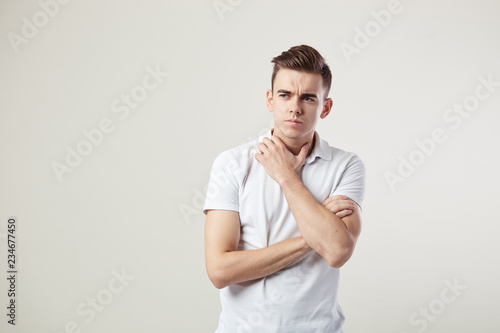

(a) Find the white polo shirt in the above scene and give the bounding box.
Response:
[203,129,366,333]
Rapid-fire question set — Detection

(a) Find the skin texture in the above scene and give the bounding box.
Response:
[266,69,332,156]
[204,68,362,289]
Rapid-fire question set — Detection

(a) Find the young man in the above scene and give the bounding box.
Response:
[203,45,366,332]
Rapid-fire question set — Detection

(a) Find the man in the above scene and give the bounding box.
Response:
[203,45,366,332]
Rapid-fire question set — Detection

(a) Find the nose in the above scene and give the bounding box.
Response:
[289,96,302,115]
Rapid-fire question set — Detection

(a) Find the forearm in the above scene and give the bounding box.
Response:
[209,236,311,289]
[280,174,355,267]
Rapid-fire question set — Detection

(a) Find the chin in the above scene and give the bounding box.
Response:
[279,123,309,134]
[284,132,304,139]
[280,129,308,140]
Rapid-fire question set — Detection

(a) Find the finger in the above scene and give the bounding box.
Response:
[323,201,355,213]
[257,142,269,154]
[322,199,350,209]
[335,209,353,219]
[322,195,348,205]
[270,135,283,147]
[262,137,274,148]
[323,197,355,209]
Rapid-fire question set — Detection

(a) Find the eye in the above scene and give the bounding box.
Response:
[304,97,315,102]
[279,94,288,98]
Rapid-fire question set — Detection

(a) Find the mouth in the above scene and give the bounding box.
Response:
[285,119,303,125]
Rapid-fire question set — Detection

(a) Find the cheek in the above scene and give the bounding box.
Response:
[307,113,321,126]
[273,103,287,115]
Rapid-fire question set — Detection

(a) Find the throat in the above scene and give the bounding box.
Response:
[271,128,315,156]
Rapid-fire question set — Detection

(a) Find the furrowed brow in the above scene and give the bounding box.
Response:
[277,89,292,94]
[301,93,318,99]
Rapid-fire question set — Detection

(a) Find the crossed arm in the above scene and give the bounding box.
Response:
[253,136,362,268]
[205,135,362,289]
[204,210,311,289]
[205,195,359,289]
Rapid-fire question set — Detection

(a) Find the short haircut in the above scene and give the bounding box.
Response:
[271,45,332,98]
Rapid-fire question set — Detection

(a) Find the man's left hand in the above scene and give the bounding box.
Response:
[254,136,309,184]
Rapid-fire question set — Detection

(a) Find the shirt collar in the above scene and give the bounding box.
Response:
[258,128,332,164]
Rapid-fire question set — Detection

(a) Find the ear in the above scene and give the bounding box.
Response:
[266,89,274,112]
[320,97,333,119]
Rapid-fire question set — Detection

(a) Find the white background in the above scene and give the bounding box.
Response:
[1,0,499,332]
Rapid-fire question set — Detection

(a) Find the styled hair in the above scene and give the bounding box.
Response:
[271,45,332,98]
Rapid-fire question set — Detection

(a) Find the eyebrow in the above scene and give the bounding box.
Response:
[276,89,318,99]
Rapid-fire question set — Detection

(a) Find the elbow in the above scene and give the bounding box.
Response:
[207,265,230,289]
[322,232,357,268]
[210,276,228,290]
[326,255,348,268]
[324,245,354,269]
[212,281,227,290]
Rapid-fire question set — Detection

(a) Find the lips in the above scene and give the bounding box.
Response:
[286,119,302,124]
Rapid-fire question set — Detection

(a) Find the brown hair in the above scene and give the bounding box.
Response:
[271,45,332,98]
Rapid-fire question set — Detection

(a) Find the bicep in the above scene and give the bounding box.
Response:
[322,195,362,241]
[204,210,241,257]
[340,201,362,242]
[330,155,366,209]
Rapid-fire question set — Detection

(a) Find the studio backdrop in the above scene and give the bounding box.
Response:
[1,0,499,332]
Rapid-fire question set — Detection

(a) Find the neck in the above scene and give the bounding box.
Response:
[271,128,315,156]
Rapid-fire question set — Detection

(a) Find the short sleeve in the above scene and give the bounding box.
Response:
[203,150,241,215]
[330,154,366,209]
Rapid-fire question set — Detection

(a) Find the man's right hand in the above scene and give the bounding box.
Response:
[205,210,312,289]
[321,195,357,219]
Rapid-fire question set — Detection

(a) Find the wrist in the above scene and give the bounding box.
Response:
[278,172,301,189]
[297,236,312,251]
